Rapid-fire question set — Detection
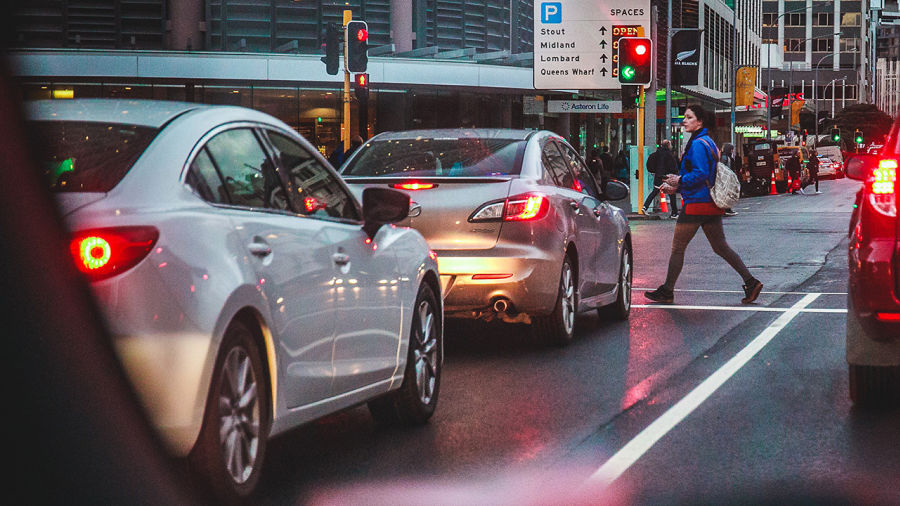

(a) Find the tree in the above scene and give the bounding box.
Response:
[831,104,893,148]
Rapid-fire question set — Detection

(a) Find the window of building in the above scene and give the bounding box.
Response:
[815,13,834,26]
[813,39,834,52]
[840,38,860,52]
[841,13,861,26]
[763,13,775,26]
[786,13,806,26]
[785,38,806,52]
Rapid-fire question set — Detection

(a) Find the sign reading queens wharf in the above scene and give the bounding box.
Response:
[534,0,651,90]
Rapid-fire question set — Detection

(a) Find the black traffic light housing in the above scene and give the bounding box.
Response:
[354,73,369,138]
[621,85,639,110]
[831,127,840,143]
[345,20,369,73]
[617,37,652,85]
[854,129,864,145]
[321,22,340,75]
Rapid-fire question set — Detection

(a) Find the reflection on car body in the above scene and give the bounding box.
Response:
[341,129,632,346]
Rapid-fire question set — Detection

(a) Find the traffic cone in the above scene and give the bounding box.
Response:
[659,194,668,214]
[770,178,777,195]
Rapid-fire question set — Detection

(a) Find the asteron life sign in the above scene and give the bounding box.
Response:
[533,0,651,90]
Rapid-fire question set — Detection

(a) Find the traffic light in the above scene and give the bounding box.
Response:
[854,129,864,145]
[617,37,652,85]
[831,128,840,143]
[345,20,368,73]
[354,73,369,101]
[621,85,639,110]
[321,22,340,75]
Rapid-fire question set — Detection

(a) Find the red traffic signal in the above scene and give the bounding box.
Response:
[618,37,652,85]
[345,20,369,73]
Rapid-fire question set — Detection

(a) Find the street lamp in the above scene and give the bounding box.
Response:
[814,52,839,147]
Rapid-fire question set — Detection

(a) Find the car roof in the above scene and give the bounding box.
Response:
[24,99,207,128]
[370,128,535,141]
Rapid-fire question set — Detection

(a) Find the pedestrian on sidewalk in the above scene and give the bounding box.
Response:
[641,139,679,217]
[720,143,739,216]
[786,150,804,194]
[599,146,615,182]
[614,148,630,183]
[645,104,763,305]
[805,147,821,194]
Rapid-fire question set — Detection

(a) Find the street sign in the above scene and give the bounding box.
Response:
[533,0,651,90]
[547,100,623,113]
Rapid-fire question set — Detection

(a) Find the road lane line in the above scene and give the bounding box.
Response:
[634,288,847,295]
[632,304,845,313]
[585,293,821,489]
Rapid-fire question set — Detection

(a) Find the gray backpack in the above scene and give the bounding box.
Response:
[698,138,740,209]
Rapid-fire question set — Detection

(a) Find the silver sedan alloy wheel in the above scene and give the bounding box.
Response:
[218,346,260,485]
[561,262,576,335]
[413,299,438,405]
[621,249,632,311]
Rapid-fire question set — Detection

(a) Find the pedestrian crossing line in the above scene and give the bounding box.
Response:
[584,293,821,489]
[632,304,846,313]
[634,288,847,296]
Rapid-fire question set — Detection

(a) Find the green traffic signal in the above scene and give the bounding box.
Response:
[854,130,863,144]
[621,66,635,80]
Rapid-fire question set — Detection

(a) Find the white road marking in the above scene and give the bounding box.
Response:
[635,288,847,296]
[585,293,821,489]
[632,304,845,313]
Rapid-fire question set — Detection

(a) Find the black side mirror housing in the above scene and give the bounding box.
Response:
[845,154,878,181]
[362,187,410,238]
[603,180,630,201]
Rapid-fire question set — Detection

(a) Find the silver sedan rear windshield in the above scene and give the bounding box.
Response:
[342,137,526,177]
[30,121,159,193]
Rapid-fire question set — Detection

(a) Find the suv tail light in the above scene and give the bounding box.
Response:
[868,159,897,217]
[70,226,159,281]
[469,193,550,222]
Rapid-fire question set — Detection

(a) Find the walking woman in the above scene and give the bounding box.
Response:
[645,104,763,304]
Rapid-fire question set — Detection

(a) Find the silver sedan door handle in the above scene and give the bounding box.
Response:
[593,207,603,217]
[332,253,351,266]
[568,200,580,211]
[248,242,272,257]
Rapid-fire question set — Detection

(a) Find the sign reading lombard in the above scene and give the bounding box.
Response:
[547,100,622,113]
[534,0,651,90]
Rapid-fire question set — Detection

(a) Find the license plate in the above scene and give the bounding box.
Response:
[756,161,766,166]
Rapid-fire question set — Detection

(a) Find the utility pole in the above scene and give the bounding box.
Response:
[637,85,645,213]
[730,0,737,147]
[342,9,352,153]
[665,0,672,143]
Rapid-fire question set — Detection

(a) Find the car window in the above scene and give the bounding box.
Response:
[542,141,576,190]
[204,128,289,211]
[558,142,601,198]
[267,131,360,221]
[342,137,526,177]
[185,148,230,204]
[29,120,159,193]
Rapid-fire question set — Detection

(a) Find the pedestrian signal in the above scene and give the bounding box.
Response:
[354,73,369,101]
[617,37,652,85]
[345,21,368,73]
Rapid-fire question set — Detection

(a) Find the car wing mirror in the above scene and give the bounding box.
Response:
[603,180,629,201]
[845,154,877,181]
[362,187,410,239]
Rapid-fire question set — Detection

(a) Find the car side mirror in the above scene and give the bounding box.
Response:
[362,187,410,239]
[603,180,629,201]
[845,154,878,181]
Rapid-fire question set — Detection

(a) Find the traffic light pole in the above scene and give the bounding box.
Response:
[342,10,352,153]
[637,85,645,214]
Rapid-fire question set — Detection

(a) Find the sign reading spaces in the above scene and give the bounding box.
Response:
[547,100,622,113]
[534,0,651,90]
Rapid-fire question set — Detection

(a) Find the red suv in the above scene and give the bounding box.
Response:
[846,114,900,406]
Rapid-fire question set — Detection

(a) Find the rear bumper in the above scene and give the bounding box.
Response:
[847,238,900,366]
[436,244,561,317]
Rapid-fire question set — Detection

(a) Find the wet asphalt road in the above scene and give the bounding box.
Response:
[256,177,900,505]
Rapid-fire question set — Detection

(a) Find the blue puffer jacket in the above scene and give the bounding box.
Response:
[679,128,719,204]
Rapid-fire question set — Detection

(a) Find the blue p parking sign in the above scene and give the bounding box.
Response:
[541,3,561,23]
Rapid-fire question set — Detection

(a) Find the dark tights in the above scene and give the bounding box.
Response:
[663,218,752,290]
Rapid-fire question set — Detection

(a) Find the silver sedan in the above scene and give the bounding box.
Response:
[28,99,442,501]
[341,129,632,345]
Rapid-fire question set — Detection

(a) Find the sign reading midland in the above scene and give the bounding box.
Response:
[534,0,651,90]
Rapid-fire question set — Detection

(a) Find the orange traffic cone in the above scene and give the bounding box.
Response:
[770,178,777,195]
[659,194,668,213]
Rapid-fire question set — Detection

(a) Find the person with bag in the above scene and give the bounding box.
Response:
[641,139,679,217]
[646,104,762,305]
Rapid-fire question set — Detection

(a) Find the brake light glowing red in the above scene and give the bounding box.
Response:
[871,159,897,194]
[392,182,435,191]
[70,226,159,281]
[505,194,549,221]
[876,312,900,322]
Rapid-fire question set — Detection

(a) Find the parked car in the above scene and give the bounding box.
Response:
[845,112,900,407]
[340,129,632,346]
[27,99,443,500]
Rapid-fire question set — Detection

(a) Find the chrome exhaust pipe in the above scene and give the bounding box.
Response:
[492,298,509,313]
